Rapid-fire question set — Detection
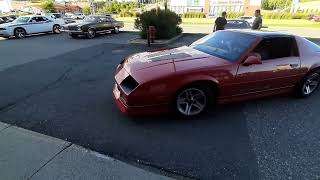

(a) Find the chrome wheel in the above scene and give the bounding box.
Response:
[53,25,61,34]
[87,29,95,39]
[176,88,207,116]
[114,27,119,34]
[15,28,26,38]
[302,73,320,95]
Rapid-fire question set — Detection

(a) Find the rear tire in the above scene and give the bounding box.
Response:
[174,84,214,117]
[53,24,61,34]
[14,28,26,39]
[86,28,96,39]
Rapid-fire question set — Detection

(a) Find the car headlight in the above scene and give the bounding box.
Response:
[120,75,139,94]
[77,26,81,31]
[0,28,6,30]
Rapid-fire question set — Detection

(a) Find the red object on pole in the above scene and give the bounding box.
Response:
[148,26,156,43]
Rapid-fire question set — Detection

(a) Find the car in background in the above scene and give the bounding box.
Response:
[113,30,320,117]
[310,15,320,22]
[70,12,85,19]
[62,15,124,39]
[0,15,16,24]
[0,15,64,38]
[43,13,65,25]
[239,16,254,25]
[225,20,251,30]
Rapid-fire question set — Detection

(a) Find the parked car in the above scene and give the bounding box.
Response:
[225,20,251,29]
[0,15,16,24]
[310,15,320,22]
[113,30,320,117]
[62,15,124,39]
[71,12,85,19]
[0,15,64,38]
[43,13,65,25]
[239,16,254,25]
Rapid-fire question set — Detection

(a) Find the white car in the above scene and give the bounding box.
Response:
[239,16,255,26]
[0,15,64,39]
[71,12,85,19]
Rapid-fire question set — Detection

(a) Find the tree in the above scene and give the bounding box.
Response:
[82,5,91,15]
[41,0,55,13]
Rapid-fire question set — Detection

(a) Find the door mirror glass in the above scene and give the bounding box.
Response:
[243,53,262,66]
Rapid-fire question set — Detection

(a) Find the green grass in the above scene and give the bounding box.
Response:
[115,17,320,28]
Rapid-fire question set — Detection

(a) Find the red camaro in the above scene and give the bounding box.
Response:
[113,30,320,117]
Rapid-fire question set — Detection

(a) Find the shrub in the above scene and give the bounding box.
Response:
[41,0,55,13]
[82,5,91,15]
[135,9,182,39]
[226,12,244,19]
[119,11,134,17]
[182,12,206,18]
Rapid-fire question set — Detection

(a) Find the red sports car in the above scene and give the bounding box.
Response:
[113,30,320,117]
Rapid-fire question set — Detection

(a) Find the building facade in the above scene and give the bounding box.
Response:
[170,0,260,16]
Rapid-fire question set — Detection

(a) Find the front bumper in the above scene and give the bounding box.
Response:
[61,29,87,35]
[112,83,169,116]
[0,30,11,38]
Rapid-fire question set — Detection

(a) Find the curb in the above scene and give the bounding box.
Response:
[129,34,183,45]
[0,122,174,180]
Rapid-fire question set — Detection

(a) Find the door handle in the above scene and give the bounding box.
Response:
[290,64,299,68]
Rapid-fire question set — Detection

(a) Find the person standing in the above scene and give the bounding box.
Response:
[252,9,263,30]
[214,11,227,32]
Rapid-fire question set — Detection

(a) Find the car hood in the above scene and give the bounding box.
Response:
[64,21,93,27]
[123,46,211,71]
[0,22,19,28]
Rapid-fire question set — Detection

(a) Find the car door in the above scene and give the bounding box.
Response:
[36,16,53,32]
[96,17,106,32]
[235,36,302,96]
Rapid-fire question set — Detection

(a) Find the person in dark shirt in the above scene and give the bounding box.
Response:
[214,11,227,31]
[252,9,263,30]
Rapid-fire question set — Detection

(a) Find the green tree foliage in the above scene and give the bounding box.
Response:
[41,0,55,13]
[82,5,91,15]
[135,9,182,39]
[262,0,292,10]
[103,1,139,15]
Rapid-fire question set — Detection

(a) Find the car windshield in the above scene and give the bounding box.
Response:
[14,16,30,23]
[190,31,256,61]
[83,16,97,22]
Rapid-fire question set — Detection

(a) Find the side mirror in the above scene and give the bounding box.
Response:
[242,54,262,66]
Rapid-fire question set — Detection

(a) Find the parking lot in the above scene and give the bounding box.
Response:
[1,31,320,179]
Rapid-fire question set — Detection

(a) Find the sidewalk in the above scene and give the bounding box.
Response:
[0,122,173,180]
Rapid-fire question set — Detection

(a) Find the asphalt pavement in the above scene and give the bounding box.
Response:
[1,32,320,179]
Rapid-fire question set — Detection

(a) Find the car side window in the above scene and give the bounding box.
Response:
[253,37,298,60]
[99,17,108,22]
[30,17,37,22]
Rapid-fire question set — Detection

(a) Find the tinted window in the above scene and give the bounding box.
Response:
[190,31,256,62]
[30,17,47,22]
[254,37,298,60]
[84,16,97,22]
[53,14,62,18]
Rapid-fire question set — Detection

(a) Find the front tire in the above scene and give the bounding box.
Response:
[86,28,96,39]
[14,28,26,39]
[53,24,61,34]
[174,84,214,117]
[296,72,320,97]
[113,27,119,34]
